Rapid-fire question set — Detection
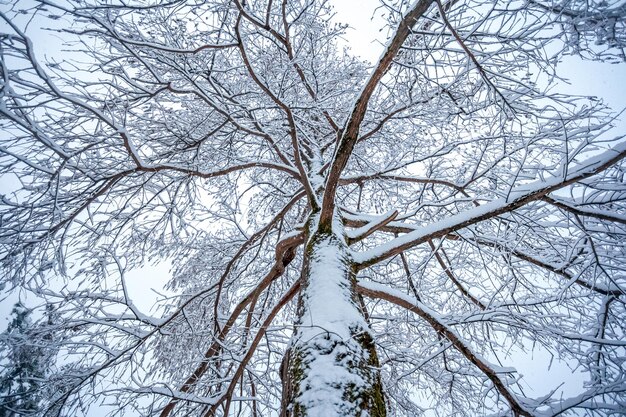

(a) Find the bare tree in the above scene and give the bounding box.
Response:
[1,0,625,416]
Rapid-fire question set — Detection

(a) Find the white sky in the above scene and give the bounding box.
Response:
[331,0,386,62]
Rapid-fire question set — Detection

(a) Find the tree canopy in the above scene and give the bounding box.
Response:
[1,0,625,416]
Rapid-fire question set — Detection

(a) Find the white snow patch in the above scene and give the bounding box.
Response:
[298,241,366,341]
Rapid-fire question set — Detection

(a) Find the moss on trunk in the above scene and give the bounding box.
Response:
[281,216,386,416]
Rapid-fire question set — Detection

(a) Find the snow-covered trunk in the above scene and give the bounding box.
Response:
[281,217,386,416]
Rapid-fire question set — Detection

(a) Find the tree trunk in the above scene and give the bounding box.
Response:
[281,216,386,416]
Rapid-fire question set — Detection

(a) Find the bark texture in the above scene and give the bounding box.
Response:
[282,217,385,416]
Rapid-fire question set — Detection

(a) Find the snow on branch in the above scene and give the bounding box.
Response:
[356,280,532,417]
[355,141,626,268]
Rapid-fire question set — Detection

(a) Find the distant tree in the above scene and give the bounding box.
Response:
[0,0,625,416]
[0,303,52,417]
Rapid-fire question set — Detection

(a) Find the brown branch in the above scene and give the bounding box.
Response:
[64,26,239,54]
[344,212,622,297]
[344,217,415,235]
[164,83,294,168]
[528,0,626,23]
[319,0,435,228]
[435,0,513,110]
[398,241,422,302]
[159,236,302,417]
[205,279,301,416]
[234,13,318,208]
[280,0,339,132]
[212,191,305,333]
[356,105,411,144]
[428,240,486,309]
[356,282,532,417]
[542,196,626,226]
[356,142,626,268]
[137,161,300,180]
[234,0,339,133]
[347,210,399,244]
[1,173,126,263]
[466,235,623,297]
[340,174,476,202]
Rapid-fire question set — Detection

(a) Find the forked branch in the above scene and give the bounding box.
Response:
[355,142,626,268]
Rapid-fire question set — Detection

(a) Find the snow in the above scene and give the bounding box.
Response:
[296,346,367,415]
[354,140,626,266]
[292,230,373,416]
[297,241,365,341]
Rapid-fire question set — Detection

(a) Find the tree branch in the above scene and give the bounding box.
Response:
[355,142,626,268]
[357,281,532,417]
[319,0,435,228]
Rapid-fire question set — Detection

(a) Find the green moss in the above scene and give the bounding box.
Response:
[353,331,387,417]
[288,349,306,417]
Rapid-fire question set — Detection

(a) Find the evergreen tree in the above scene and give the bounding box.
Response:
[0,304,51,417]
